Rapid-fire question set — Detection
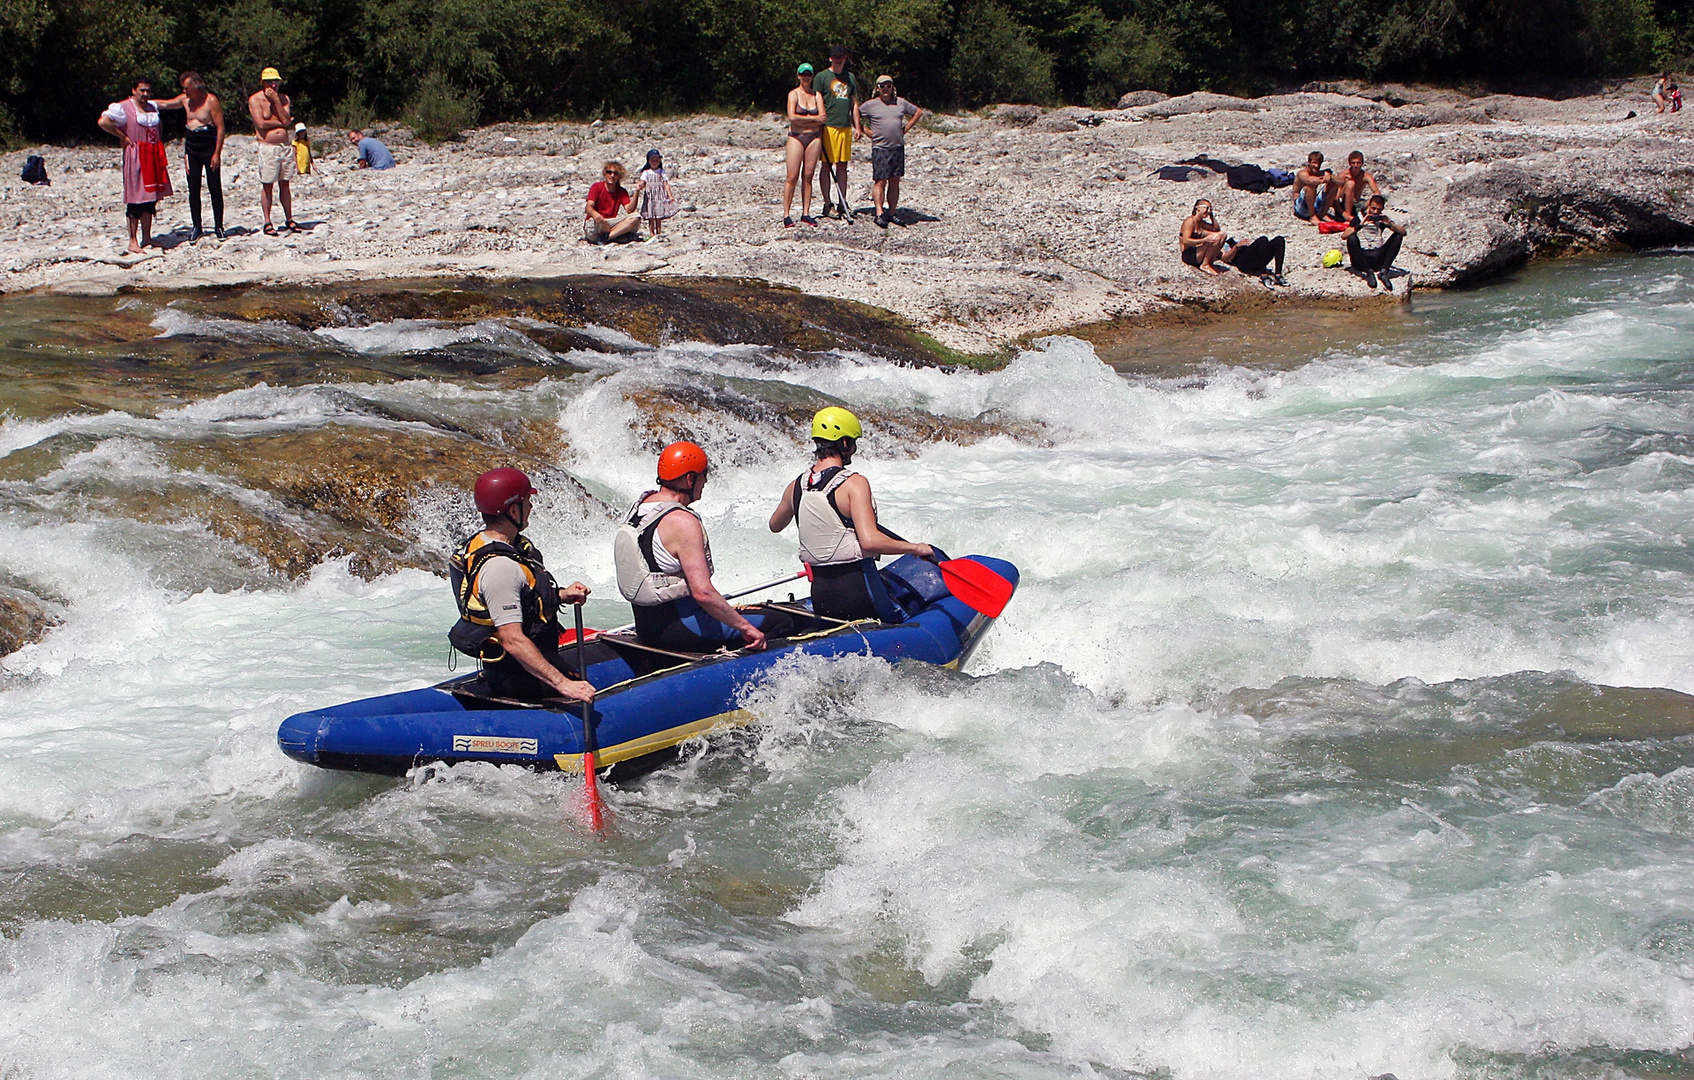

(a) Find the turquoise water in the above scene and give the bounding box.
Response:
[2,256,1693,1078]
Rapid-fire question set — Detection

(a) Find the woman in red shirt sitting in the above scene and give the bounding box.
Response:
[584,161,642,243]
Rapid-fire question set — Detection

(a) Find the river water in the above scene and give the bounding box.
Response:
[3,255,1694,1079]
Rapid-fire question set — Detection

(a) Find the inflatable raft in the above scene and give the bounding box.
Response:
[277,554,1017,778]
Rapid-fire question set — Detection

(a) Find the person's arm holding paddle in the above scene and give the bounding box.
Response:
[832,474,932,558]
[490,622,594,703]
[658,510,767,650]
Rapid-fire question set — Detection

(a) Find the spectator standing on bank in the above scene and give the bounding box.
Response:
[857,75,922,228]
[246,67,299,234]
[634,149,678,242]
[96,76,173,254]
[814,46,862,221]
[151,70,224,241]
[348,130,395,169]
[293,123,313,174]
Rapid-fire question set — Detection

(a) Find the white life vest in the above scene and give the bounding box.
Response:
[614,494,713,606]
[794,467,872,566]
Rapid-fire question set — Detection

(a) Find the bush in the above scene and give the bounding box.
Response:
[331,86,377,132]
[406,72,480,144]
[947,2,1056,107]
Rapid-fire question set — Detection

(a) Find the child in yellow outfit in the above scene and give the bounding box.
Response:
[292,123,313,175]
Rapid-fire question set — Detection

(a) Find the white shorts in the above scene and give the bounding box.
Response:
[254,140,297,185]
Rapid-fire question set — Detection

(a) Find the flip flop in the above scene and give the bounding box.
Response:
[263,223,279,236]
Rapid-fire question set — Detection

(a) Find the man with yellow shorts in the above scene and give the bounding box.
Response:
[814,46,861,221]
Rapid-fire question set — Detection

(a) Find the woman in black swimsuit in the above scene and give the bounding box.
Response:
[784,64,826,227]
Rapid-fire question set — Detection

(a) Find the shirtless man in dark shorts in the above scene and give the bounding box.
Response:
[153,72,225,240]
[1292,151,1340,222]
[247,67,298,235]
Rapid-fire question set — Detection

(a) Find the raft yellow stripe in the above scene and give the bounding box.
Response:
[553,709,755,772]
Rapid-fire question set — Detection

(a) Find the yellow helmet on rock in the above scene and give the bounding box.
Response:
[812,407,862,441]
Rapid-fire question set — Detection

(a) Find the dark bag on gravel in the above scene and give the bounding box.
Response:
[1226,163,1273,193]
[21,156,48,185]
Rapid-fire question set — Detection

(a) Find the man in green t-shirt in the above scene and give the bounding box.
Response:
[814,45,862,221]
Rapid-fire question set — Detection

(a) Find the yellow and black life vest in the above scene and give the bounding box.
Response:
[447,531,564,661]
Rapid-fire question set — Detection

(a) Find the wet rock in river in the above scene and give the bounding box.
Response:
[0,585,60,657]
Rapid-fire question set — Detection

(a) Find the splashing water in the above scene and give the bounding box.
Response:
[3,256,1694,1079]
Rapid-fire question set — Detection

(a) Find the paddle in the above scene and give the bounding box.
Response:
[937,558,1015,618]
[720,565,812,603]
[574,603,605,834]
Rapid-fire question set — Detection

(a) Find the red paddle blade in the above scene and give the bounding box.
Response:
[938,559,1015,618]
[559,627,600,647]
[581,751,606,834]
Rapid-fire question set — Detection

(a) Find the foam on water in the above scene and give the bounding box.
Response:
[4,256,1694,1079]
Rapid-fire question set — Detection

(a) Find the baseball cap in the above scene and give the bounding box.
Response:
[260,67,282,82]
[646,148,662,161]
[829,45,848,59]
[797,62,814,75]
[875,74,894,86]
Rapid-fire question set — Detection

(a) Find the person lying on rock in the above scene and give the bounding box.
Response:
[1180,199,1231,275]
[1341,194,1408,291]
[615,443,791,653]
[1292,151,1340,222]
[1338,151,1381,220]
[768,407,935,622]
[448,468,596,703]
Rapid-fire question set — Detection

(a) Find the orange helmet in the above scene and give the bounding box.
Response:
[656,441,709,483]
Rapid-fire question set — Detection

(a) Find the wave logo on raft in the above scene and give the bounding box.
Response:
[452,735,540,755]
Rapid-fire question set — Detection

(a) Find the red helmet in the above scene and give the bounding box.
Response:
[473,467,538,514]
[656,442,709,483]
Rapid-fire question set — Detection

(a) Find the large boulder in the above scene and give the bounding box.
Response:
[1116,90,1168,109]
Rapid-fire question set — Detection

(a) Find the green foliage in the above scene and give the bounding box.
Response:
[948,1,1057,106]
[0,0,1686,143]
[406,70,478,143]
[330,86,375,131]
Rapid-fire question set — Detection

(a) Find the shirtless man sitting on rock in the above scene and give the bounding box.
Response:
[1292,151,1340,222]
[1338,151,1381,221]
[247,67,299,236]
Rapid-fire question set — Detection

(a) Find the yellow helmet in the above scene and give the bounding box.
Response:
[1322,249,1343,269]
[811,406,862,441]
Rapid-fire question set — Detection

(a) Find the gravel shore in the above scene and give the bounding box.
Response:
[3,79,1691,354]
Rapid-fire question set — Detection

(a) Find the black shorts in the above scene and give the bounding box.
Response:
[125,201,157,219]
[1181,245,1201,267]
[871,146,905,182]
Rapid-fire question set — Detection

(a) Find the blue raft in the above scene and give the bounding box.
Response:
[278,555,1017,777]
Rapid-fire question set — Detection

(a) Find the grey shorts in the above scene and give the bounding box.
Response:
[871,146,905,182]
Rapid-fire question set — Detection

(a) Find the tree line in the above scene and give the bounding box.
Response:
[2,0,1690,146]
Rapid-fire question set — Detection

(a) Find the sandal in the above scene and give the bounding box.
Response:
[263,222,279,236]
[285,220,302,233]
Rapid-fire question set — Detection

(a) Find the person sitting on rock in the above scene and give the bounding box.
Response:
[768,407,935,621]
[615,442,790,652]
[1341,194,1408,291]
[584,160,641,243]
[1292,151,1340,222]
[1179,199,1231,275]
[1338,151,1381,220]
[448,468,595,702]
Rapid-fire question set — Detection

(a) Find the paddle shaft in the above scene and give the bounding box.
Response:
[720,569,808,602]
[575,603,604,832]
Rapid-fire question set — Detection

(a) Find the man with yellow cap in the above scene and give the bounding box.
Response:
[769,408,935,621]
[246,67,299,235]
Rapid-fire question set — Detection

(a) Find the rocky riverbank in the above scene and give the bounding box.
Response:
[3,78,1691,355]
